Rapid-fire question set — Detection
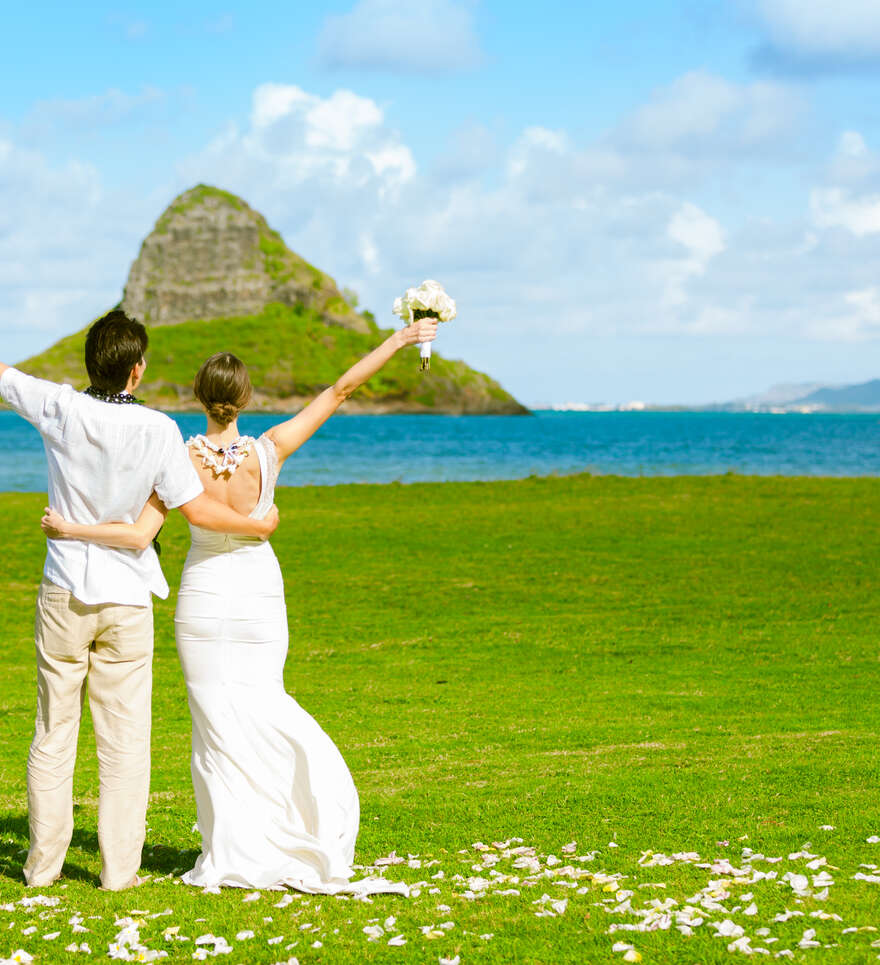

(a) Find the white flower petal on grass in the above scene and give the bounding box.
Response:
[363,925,384,940]
[562,842,577,853]
[311,940,323,948]
[743,902,758,916]
[438,957,460,965]
[819,825,834,831]
[8,953,34,964]
[387,935,406,946]
[853,871,880,883]
[866,835,880,844]
[267,936,284,945]
[236,931,255,940]
[613,941,635,952]
[774,952,794,959]
[797,928,820,949]
[479,933,494,940]
[711,920,745,938]
[242,892,261,902]
[773,910,804,923]
[42,932,60,940]
[782,872,810,894]
[728,936,753,954]
[274,894,294,908]
[374,851,405,866]
[623,951,642,963]
[384,916,396,929]
[810,910,842,921]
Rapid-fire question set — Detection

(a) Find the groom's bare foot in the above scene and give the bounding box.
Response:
[100,873,149,891]
[24,873,60,888]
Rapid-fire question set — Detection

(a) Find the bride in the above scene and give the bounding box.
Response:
[41,317,438,893]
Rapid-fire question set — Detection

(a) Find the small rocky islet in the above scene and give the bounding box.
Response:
[20,184,528,415]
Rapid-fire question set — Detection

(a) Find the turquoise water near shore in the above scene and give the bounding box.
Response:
[0,410,876,492]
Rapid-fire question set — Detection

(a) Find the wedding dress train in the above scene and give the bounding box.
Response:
[174,434,404,894]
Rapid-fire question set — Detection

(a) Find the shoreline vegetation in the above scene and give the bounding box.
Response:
[0,473,878,962]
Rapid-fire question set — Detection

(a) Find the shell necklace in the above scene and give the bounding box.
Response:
[188,434,256,477]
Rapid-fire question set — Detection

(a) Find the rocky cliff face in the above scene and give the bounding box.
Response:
[122,184,370,333]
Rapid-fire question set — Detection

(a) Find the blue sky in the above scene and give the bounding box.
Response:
[3,0,880,405]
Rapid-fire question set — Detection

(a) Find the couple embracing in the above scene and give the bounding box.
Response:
[0,308,437,893]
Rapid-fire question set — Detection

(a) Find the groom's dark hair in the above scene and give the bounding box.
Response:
[85,310,149,392]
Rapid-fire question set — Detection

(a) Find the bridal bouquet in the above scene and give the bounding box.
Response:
[392,279,456,371]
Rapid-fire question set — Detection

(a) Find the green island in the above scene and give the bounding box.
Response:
[0,473,878,962]
[14,184,528,415]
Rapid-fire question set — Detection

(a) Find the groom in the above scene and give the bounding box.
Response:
[0,310,278,890]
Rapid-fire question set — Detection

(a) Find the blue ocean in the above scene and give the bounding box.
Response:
[0,410,876,492]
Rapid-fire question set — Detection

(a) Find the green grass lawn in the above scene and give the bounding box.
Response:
[0,474,878,963]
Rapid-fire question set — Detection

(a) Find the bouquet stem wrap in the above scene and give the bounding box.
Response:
[414,309,438,370]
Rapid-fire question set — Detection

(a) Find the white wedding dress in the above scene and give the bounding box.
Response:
[174,434,405,894]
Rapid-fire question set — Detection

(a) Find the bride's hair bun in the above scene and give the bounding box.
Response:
[194,353,253,428]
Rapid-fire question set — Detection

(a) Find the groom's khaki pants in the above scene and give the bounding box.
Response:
[24,580,153,891]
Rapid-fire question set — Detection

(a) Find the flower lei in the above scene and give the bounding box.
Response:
[188,434,255,477]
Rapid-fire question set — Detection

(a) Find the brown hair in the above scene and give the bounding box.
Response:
[193,353,253,427]
[85,310,148,392]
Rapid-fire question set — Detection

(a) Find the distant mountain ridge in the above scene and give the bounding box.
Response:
[721,378,880,413]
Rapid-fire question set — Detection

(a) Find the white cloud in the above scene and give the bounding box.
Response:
[317,0,482,72]
[668,203,726,261]
[751,0,880,57]
[807,287,880,341]
[810,187,880,236]
[612,71,803,157]
[838,130,868,159]
[23,86,165,135]
[0,138,155,351]
[664,203,726,310]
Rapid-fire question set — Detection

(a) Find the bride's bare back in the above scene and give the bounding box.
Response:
[188,437,266,518]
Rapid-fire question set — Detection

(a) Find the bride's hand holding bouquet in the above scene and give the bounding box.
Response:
[395,315,439,354]
[393,280,456,371]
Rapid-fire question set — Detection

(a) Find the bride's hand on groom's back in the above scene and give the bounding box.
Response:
[258,505,280,540]
[41,506,70,540]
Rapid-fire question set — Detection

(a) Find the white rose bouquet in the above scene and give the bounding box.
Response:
[392,279,456,371]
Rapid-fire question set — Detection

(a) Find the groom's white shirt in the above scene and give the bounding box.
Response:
[0,367,203,606]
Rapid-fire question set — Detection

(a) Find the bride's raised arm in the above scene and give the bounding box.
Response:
[265,317,438,462]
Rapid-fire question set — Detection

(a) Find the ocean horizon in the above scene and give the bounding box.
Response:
[0,409,876,493]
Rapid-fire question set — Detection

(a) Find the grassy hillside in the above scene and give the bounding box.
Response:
[0,474,878,962]
[17,302,528,414]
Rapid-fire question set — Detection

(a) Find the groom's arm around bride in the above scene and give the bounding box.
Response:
[0,310,277,891]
